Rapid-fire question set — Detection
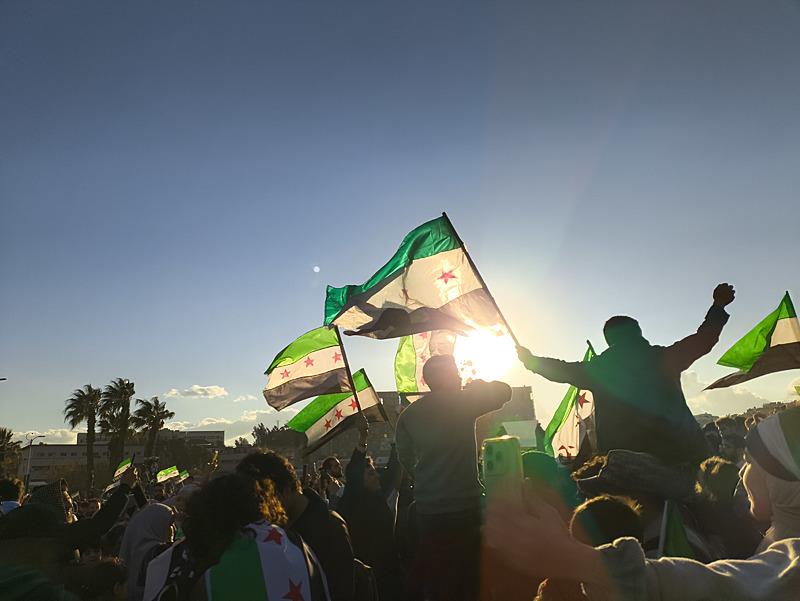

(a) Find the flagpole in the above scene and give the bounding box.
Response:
[440,211,521,347]
[334,326,366,420]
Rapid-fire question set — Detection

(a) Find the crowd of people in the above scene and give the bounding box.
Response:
[2,282,800,600]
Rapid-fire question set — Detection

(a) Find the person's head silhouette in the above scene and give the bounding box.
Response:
[603,316,643,347]
[423,354,462,392]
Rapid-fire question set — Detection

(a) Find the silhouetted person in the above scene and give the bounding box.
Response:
[396,354,511,601]
[518,283,736,466]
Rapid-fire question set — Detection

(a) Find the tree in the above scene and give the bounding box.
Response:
[99,378,135,471]
[234,437,252,449]
[64,384,101,489]
[252,423,269,448]
[131,396,175,456]
[0,427,21,476]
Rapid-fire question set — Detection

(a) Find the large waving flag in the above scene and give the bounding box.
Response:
[324,215,505,339]
[707,292,800,389]
[286,369,387,454]
[394,330,457,394]
[263,327,351,410]
[545,343,596,459]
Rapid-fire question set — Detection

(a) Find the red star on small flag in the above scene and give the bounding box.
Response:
[334,408,344,420]
[280,369,290,379]
[324,419,332,430]
[332,352,342,363]
[577,392,590,409]
[418,331,429,339]
[283,580,304,601]
[438,270,457,284]
[349,399,358,411]
[265,527,283,545]
[304,356,315,367]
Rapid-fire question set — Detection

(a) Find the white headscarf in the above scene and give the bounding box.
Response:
[120,503,174,601]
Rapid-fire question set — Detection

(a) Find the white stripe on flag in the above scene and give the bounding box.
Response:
[265,346,344,391]
[771,316,800,347]
[334,247,483,331]
[251,523,314,601]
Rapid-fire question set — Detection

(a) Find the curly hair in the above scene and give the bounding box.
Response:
[183,473,287,569]
[236,450,302,495]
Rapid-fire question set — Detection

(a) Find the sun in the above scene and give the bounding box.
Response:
[453,328,517,383]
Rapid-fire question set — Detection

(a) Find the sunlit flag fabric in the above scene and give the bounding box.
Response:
[707,292,800,389]
[658,500,696,559]
[324,216,505,339]
[394,330,457,394]
[286,369,387,454]
[545,344,596,459]
[263,326,351,410]
[113,457,132,479]
[156,465,179,483]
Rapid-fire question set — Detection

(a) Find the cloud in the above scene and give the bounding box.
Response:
[171,407,299,446]
[233,394,258,403]
[682,371,771,416]
[13,428,79,445]
[163,421,193,431]
[164,385,228,399]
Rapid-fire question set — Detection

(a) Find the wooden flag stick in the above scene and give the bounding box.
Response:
[440,211,521,347]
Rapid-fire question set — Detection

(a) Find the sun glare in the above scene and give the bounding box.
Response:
[454,328,517,383]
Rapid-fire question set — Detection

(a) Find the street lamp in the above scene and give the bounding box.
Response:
[24,433,45,488]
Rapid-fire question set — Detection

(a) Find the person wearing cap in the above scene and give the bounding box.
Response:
[742,405,800,551]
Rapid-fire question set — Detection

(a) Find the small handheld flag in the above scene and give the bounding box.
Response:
[156,465,179,483]
[113,457,133,480]
[545,343,596,458]
[394,330,457,395]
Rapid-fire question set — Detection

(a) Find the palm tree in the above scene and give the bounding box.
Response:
[64,385,101,489]
[252,423,269,448]
[100,378,135,471]
[131,396,175,456]
[0,427,21,474]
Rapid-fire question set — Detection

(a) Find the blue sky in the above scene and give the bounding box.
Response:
[2,1,799,445]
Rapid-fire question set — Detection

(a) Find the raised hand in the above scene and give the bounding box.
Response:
[713,283,736,307]
[516,345,534,366]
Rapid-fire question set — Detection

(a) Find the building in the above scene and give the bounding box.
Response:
[23,441,145,484]
[77,429,225,449]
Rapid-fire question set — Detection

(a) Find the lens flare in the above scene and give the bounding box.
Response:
[454,328,516,382]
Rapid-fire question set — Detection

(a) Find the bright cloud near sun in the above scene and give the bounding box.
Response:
[454,329,517,382]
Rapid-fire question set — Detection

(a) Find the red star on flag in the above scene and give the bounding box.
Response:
[558,444,575,459]
[332,352,342,363]
[283,580,304,601]
[324,419,332,430]
[265,527,283,545]
[280,369,290,379]
[418,331,429,339]
[577,392,591,409]
[438,270,457,284]
[334,408,344,420]
[304,356,315,367]
[349,399,358,411]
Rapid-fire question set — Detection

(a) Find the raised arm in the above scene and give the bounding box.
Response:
[663,283,734,373]
[518,347,594,390]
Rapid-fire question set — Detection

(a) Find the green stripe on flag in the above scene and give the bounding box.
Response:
[114,457,132,479]
[543,344,595,456]
[208,536,269,601]
[156,465,179,483]
[287,369,372,432]
[324,216,461,325]
[394,335,419,393]
[718,292,795,372]
[265,326,341,374]
[661,500,695,559]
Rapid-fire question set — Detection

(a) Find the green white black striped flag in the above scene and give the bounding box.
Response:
[113,457,132,479]
[286,369,387,454]
[324,216,504,339]
[156,465,179,483]
[545,343,596,458]
[707,292,800,389]
[263,326,351,410]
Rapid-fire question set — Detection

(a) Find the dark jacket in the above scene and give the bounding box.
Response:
[395,380,512,515]
[524,305,728,465]
[339,449,402,601]
[292,487,356,601]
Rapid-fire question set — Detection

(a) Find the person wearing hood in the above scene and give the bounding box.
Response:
[742,404,800,551]
[517,283,736,466]
[119,503,175,601]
